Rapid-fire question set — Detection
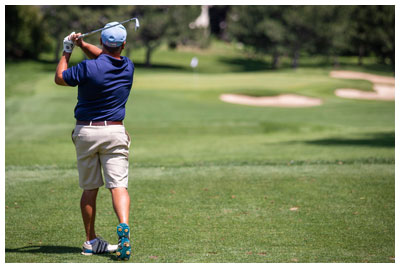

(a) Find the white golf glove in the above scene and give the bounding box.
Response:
[63,32,75,53]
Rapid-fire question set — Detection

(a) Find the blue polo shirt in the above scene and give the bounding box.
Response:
[63,54,134,121]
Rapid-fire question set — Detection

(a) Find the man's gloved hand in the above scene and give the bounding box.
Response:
[63,32,75,53]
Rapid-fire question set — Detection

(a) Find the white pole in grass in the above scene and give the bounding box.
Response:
[190,57,199,89]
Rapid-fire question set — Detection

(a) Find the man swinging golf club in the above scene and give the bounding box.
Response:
[55,22,134,260]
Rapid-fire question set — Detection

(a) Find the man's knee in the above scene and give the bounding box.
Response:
[109,187,128,194]
[82,188,99,199]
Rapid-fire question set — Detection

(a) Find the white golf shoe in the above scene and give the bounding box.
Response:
[81,237,118,255]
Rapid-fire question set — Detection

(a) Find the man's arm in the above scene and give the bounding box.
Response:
[72,33,102,59]
[55,51,71,86]
[55,32,76,86]
[54,32,100,86]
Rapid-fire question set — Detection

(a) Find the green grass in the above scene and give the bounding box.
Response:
[5,164,395,262]
[5,41,394,262]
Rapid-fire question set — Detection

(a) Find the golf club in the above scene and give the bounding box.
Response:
[78,17,140,39]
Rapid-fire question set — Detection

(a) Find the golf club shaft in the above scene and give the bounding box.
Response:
[78,17,139,39]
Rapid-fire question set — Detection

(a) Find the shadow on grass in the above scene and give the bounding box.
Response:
[305,132,395,148]
[217,55,342,72]
[334,62,395,75]
[134,62,187,71]
[6,245,82,254]
[218,56,273,72]
[5,245,118,261]
[218,56,394,74]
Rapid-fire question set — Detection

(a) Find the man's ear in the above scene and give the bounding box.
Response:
[121,41,126,50]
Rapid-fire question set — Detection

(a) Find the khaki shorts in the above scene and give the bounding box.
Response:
[71,125,131,190]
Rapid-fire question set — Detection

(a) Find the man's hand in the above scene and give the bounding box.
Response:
[63,32,76,53]
[71,33,83,48]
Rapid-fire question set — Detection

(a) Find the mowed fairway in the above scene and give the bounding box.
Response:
[5,43,395,262]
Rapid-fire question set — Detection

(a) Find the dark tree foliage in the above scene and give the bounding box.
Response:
[227,5,394,69]
[347,5,395,66]
[165,6,201,48]
[129,6,170,66]
[227,6,287,68]
[6,5,395,69]
[41,6,109,62]
[209,6,230,39]
[5,5,51,59]
[103,5,200,66]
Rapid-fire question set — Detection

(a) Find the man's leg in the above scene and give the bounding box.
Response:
[81,188,99,241]
[81,187,119,255]
[100,127,132,260]
[110,187,131,260]
[109,187,130,224]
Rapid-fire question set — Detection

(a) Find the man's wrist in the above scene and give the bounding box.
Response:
[62,51,72,61]
[79,40,87,49]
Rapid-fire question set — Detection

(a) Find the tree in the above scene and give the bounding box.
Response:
[126,6,201,66]
[282,6,316,68]
[5,5,51,59]
[124,6,170,67]
[347,5,395,67]
[209,6,230,40]
[372,6,395,66]
[227,6,355,69]
[227,5,395,69]
[42,6,107,62]
[303,6,353,67]
[227,6,288,69]
[165,6,202,48]
[6,5,207,66]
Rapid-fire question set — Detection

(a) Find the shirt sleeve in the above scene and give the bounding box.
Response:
[62,61,87,87]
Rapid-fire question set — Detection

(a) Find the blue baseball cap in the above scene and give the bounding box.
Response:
[101,22,127,47]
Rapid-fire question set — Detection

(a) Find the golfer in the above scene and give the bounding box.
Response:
[54,22,133,260]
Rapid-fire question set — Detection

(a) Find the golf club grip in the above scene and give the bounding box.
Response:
[77,18,139,39]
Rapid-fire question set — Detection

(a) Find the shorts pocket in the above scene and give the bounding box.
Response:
[71,129,77,144]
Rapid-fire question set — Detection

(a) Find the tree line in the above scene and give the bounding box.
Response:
[227,5,395,68]
[5,5,394,69]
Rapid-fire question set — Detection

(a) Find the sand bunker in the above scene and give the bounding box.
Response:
[219,70,394,107]
[219,94,323,107]
[331,70,395,101]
